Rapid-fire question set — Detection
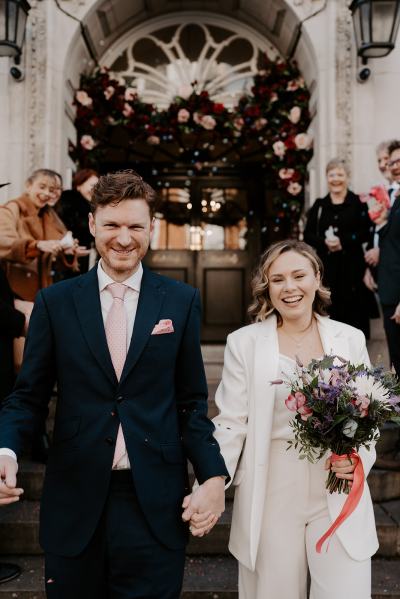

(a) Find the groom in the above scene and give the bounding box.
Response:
[0,170,228,598]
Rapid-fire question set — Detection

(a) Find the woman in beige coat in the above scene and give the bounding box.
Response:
[0,169,87,301]
[192,240,378,599]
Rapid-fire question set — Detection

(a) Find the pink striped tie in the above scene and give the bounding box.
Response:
[105,282,128,468]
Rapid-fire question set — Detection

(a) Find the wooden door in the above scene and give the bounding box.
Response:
[144,173,256,342]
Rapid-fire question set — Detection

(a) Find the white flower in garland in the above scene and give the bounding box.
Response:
[76,90,93,107]
[80,135,96,150]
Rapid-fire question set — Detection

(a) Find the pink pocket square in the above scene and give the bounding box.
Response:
[151,319,174,335]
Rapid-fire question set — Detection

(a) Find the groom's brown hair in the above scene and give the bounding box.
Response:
[90,170,157,216]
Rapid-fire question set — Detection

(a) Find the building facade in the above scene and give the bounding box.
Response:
[0,0,399,340]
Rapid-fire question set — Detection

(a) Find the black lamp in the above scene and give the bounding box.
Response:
[0,0,31,60]
[350,0,400,61]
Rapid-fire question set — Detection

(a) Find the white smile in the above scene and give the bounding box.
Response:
[111,248,135,255]
[282,295,303,304]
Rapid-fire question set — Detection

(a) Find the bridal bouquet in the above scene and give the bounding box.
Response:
[273,355,400,494]
[360,185,390,223]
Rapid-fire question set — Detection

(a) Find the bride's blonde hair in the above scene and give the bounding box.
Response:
[248,239,331,324]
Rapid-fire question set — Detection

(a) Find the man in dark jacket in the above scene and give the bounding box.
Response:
[0,171,227,598]
[0,264,32,583]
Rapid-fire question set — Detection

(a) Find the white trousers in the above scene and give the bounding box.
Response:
[238,441,371,599]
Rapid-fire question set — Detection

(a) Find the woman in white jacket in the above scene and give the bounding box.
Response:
[192,240,378,599]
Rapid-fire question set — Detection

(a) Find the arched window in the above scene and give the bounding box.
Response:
[103,14,281,109]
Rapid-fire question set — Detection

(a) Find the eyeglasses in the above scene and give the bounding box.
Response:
[388,158,400,168]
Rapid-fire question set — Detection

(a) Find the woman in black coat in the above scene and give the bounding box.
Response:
[56,169,99,273]
[304,158,375,337]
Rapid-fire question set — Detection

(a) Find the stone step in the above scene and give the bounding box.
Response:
[0,555,398,598]
[370,469,400,503]
[2,498,399,558]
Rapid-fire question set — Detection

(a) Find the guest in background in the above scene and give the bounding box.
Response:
[304,158,373,337]
[56,169,99,272]
[0,265,32,583]
[364,140,398,288]
[374,140,400,376]
[0,169,89,301]
[46,171,63,208]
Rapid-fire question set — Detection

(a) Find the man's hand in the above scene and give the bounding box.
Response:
[182,476,225,537]
[390,303,400,325]
[0,456,23,505]
[365,247,380,267]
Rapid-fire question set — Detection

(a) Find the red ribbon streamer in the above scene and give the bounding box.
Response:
[316,451,364,553]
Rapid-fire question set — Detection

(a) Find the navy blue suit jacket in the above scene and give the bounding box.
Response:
[0,266,228,556]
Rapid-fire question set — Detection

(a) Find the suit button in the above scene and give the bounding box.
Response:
[116,396,123,403]
[111,411,116,417]
[105,437,114,445]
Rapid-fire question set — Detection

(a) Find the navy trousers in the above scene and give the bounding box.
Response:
[45,471,185,599]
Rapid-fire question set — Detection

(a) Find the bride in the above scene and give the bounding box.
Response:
[190,239,378,599]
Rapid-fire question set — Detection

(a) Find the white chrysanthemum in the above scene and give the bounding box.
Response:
[319,369,332,384]
[352,374,389,404]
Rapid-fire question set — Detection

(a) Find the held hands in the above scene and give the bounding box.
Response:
[182,476,225,537]
[0,456,23,505]
[325,455,356,484]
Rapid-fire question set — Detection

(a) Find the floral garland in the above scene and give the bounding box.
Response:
[72,56,312,222]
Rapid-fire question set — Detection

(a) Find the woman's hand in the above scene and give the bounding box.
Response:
[325,238,342,252]
[37,240,63,256]
[14,299,34,336]
[325,456,356,483]
[363,268,377,291]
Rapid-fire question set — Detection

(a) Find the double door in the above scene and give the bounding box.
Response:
[144,174,256,342]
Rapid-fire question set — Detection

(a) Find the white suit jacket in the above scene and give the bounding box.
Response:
[212,313,379,571]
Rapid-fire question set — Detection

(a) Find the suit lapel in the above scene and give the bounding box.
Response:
[120,268,165,383]
[316,315,351,361]
[254,316,280,466]
[73,267,117,386]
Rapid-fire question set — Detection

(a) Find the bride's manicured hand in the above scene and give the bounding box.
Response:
[325,456,356,481]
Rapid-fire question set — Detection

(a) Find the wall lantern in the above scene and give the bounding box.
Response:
[0,0,31,60]
[350,0,400,62]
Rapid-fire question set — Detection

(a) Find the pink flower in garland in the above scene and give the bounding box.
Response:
[104,86,115,100]
[80,135,96,150]
[122,103,134,117]
[254,117,267,130]
[279,168,295,180]
[270,92,278,103]
[294,133,312,150]
[200,115,217,130]
[273,140,286,157]
[147,135,160,145]
[124,87,136,101]
[288,106,301,124]
[76,90,93,107]
[233,117,245,131]
[177,108,190,123]
[287,182,302,196]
